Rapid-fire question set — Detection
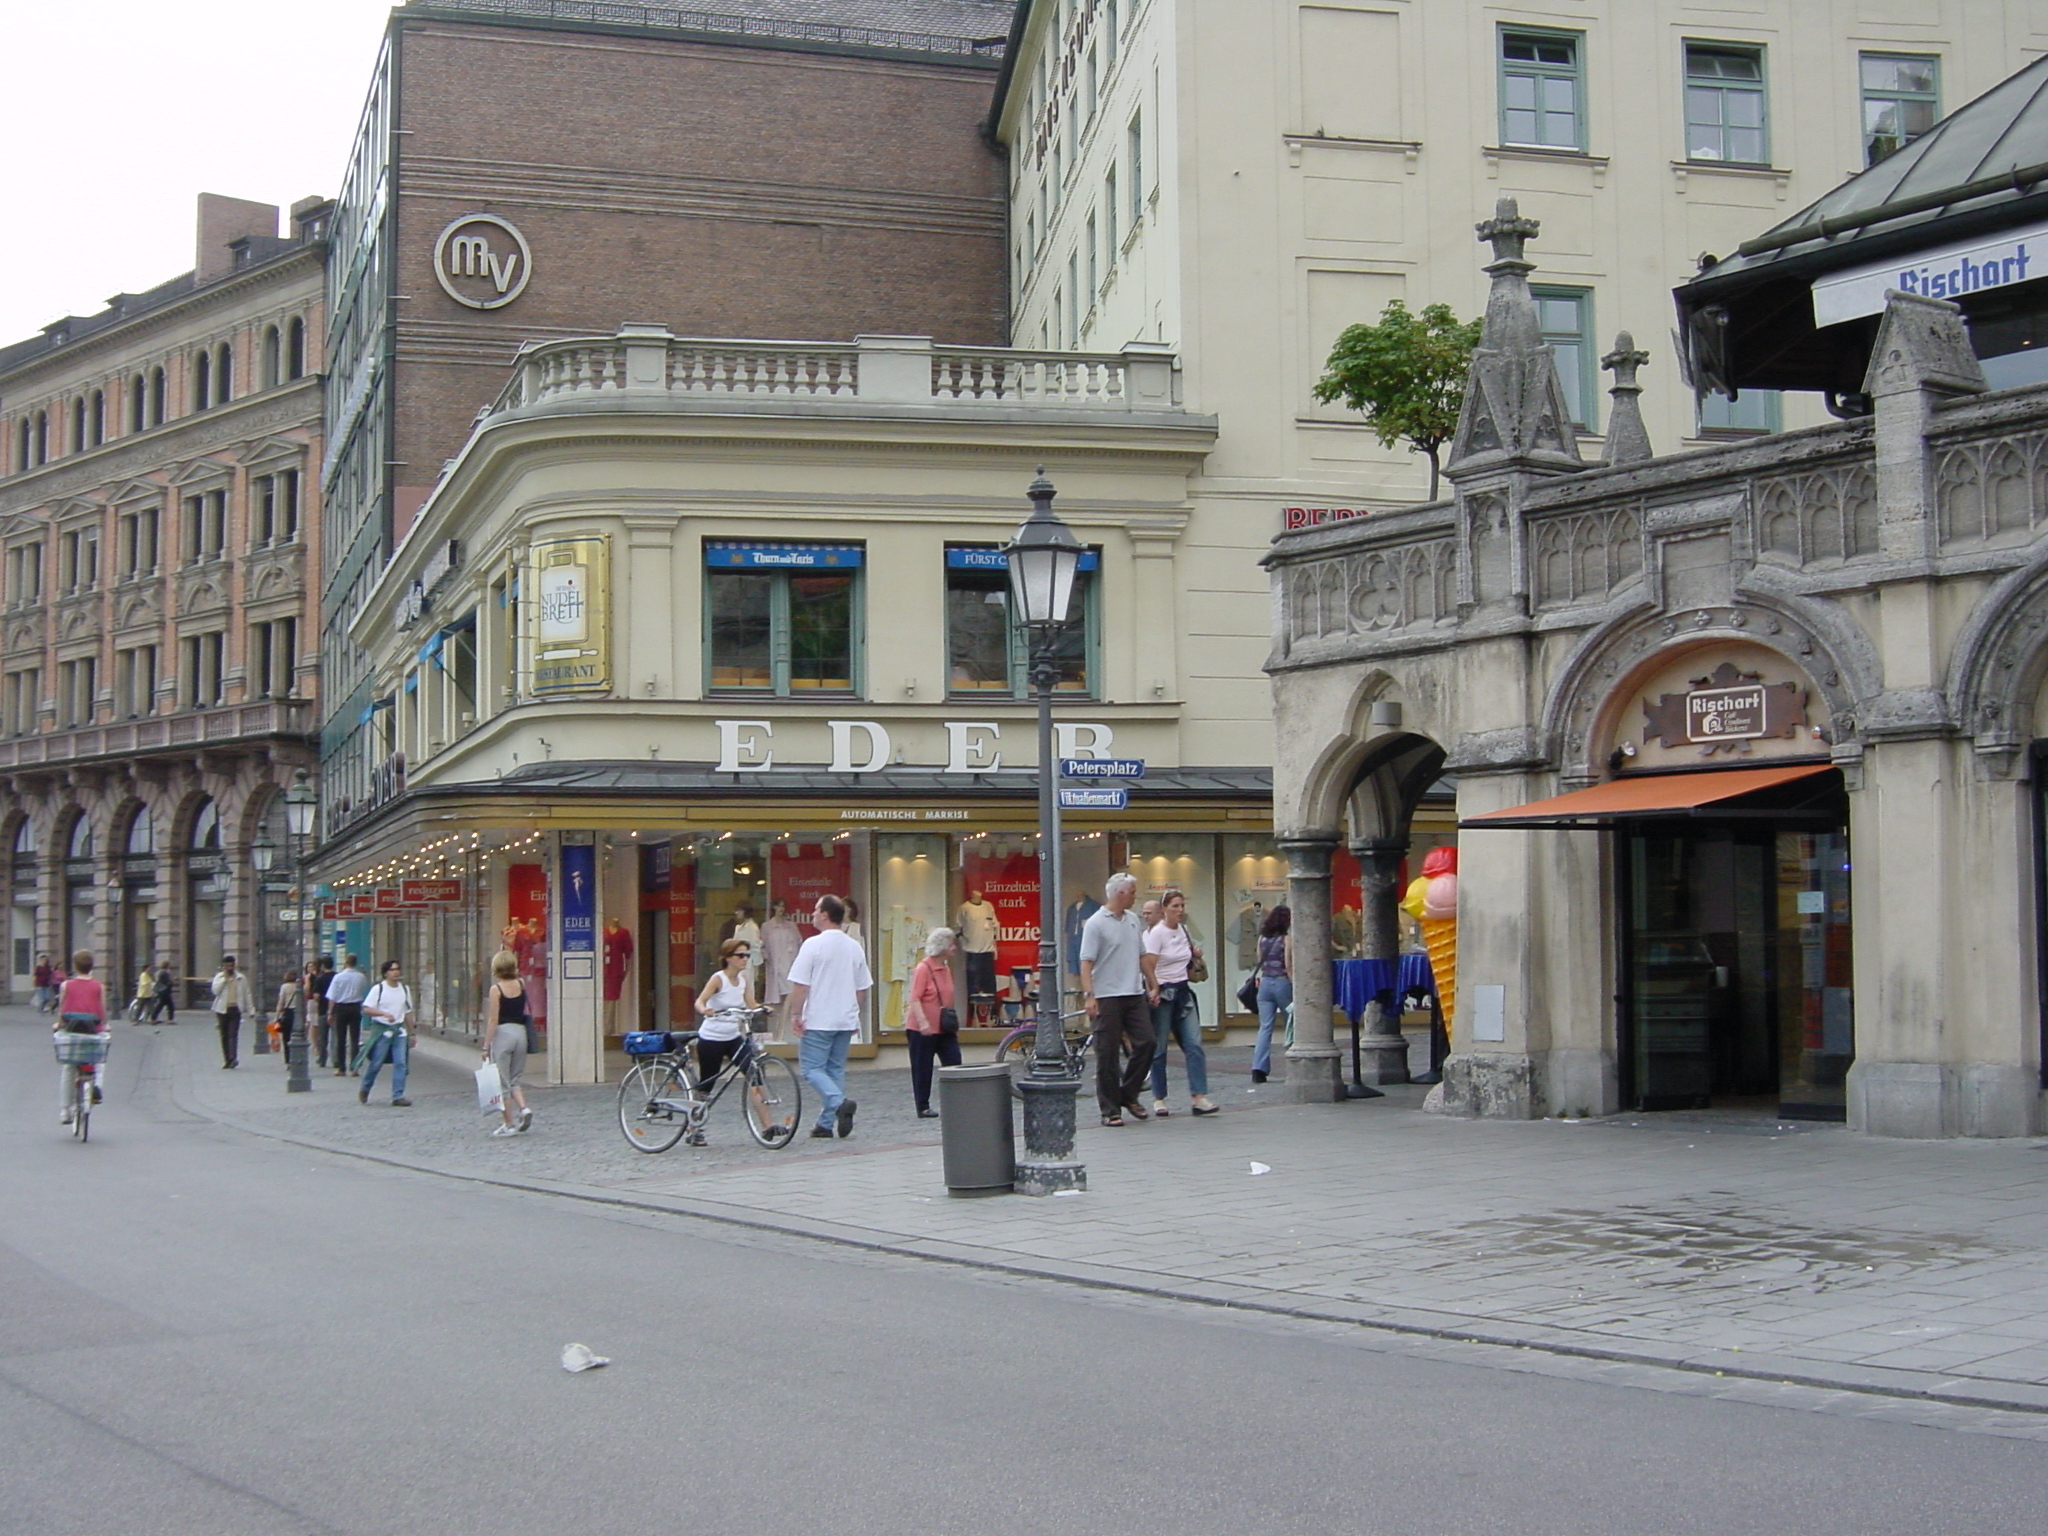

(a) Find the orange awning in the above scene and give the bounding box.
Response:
[1461,763,1837,829]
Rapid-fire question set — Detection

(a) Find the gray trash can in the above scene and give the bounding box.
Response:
[937,1063,1015,1196]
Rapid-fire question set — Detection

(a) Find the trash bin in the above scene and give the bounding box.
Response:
[936,1063,1015,1196]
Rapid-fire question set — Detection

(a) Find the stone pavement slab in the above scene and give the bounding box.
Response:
[59,1006,2048,1416]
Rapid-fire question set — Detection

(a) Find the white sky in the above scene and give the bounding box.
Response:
[0,0,399,345]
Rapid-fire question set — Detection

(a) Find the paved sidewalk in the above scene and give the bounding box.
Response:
[66,1006,2048,1415]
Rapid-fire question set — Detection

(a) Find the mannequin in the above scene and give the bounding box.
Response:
[1061,889,1100,977]
[760,898,802,1008]
[602,918,634,1032]
[723,903,761,995]
[956,889,999,1024]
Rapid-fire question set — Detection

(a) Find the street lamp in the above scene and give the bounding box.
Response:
[281,768,318,1094]
[248,830,278,1055]
[1005,468,1087,1197]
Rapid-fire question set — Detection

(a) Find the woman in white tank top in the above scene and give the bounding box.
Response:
[688,937,759,1144]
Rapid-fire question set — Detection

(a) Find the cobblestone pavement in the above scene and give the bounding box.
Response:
[79,1006,2048,1417]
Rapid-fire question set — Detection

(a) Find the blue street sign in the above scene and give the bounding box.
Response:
[1059,786,1130,811]
[1060,757,1146,780]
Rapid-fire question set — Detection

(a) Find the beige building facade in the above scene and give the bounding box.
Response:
[0,195,328,1003]
[315,328,1330,1078]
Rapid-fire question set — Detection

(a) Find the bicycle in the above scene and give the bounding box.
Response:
[616,1009,801,1152]
[991,1009,1093,1096]
[54,1028,110,1142]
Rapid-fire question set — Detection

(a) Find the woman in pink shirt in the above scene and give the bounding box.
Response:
[56,950,107,1125]
[903,927,961,1119]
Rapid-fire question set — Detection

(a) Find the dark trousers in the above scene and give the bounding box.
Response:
[906,1028,962,1112]
[330,1003,362,1071]
[309,1005,329,1067]
[1091,993,1155,1116]
[150,991,175,1022]
[695,1034,745,1088]
[216,1007,242,1066]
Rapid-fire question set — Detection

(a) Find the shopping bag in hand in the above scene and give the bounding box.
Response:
[475,1059,504,1113]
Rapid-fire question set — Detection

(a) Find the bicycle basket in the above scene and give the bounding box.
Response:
[622,1031,673,1057]
[53,1032,111,1066]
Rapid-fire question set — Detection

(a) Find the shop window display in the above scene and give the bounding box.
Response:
[1220,835,1289,1012]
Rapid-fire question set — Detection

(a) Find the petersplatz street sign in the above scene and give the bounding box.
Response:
[1059,758,1145,779]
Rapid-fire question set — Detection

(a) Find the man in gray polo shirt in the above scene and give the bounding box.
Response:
[1079,872,1155,1125]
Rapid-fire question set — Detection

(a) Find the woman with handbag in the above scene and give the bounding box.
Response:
[1143,889,1216,1116]
[271,967,303,1056]
[903,927,961,1119]
[482,951,535,1137]
[1251,905,1293,1084]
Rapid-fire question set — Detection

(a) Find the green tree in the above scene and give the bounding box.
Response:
[1312,299,1481,500]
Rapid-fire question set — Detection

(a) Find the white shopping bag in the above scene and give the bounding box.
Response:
[475,1059,504,1113]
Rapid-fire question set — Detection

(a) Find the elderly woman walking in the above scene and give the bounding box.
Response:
[903,927,961,1118]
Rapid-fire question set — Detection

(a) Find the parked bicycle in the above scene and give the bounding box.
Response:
[617,1009,801,1152]
[54,1029,110,1142]
[991,1009,1092,1096]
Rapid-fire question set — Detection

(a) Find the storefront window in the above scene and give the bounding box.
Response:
[1220,835,1289,1013]
[705,542,861,695]
[186,798,226,999]
[1128,835,1217,1019]
[874,834,950,1030]
[945,546,1097,696]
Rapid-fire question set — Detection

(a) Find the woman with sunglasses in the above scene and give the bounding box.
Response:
[688,937,760,1146]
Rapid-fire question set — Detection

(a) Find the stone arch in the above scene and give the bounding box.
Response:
[1948,554,2048,751]
[1286,668,1451,835]
[1540,595,1873,783]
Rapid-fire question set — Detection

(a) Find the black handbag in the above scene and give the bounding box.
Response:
[1236,973,1260,1013]
[938,1007,960,1034]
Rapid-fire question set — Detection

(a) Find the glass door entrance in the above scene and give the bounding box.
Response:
[1620,824,1853,1118]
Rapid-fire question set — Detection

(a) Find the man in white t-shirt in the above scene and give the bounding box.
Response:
[785,893,873,1139]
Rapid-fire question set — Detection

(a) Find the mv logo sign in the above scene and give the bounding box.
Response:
[432,214,532,310]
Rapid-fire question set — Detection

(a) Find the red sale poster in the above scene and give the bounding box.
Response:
[771,843,852,937]
[505,862,547,1031]
[962,847,1041,977]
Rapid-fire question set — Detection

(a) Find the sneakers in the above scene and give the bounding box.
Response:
[1191,1095,1219,1116]
[390,1097,412,1107]
[491,1123,520,1137]
[358,1087,369,1105]
[59,1108,73,1125]
[1251,1069,1268,1084]
[516,1107,532,1132]
[809,1126,835,1139]
[684,1131,708,1147]
[835,1098,858,1138]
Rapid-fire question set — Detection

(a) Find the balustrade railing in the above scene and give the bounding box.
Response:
[0,700,314,770]
[489,329,1178,416]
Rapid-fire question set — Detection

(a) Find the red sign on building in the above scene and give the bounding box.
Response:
[401,878,463,905]
[349,894,375,916]
[321,902,338,921]
[375,887,402,913]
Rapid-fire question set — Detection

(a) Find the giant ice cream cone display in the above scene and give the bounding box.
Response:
[1419,848,1458,1041]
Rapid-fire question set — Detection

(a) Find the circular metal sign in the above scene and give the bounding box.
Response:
[432,214,532,310]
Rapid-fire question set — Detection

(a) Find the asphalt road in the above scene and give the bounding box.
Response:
[4,1014,2046,1536]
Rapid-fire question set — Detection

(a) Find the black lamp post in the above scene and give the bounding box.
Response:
[283,769,318,1093]
[1005,469,1087,1196]
[249,829,278,1055]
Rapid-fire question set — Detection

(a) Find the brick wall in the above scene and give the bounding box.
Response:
[389,18,1009,522]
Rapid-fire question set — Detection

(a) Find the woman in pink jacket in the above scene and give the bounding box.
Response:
[904,927,961,1119]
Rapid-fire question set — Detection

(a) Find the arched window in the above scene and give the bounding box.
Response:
[13,417,26,473]
[261,326,280,389]
[89,390,104,447]
[189,799,220,852]
[193,352,211,411]
[215,343,233,403]
[66,815,94,862]
[129,376,146,433]
[286,317,306,380]
[14,819,34,857]
[70,398,85,453]
[34,410,48,465]
[150,367,166,427]
[126,804,153,856]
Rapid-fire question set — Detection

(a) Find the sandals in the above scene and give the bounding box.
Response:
[1122,1100,1150,1121]
[1101,1114,1125,1127]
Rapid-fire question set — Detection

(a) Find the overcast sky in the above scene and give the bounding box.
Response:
[1,0,398,344]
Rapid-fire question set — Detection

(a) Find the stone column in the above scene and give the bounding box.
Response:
[1351,838,1410,1084]
[1280,833,1345,1102]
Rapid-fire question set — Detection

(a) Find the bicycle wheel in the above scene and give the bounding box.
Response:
[993,1025,1036,1098]
[618,1061,688,1153]
[74,1074,91,1142]
[741,1052,802,1147]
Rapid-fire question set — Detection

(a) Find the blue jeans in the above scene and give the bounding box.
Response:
[360,1030,409,1099]
[1254,976,1292,1074]
[1148,982,1207,1099]
[798,1028,852,1128]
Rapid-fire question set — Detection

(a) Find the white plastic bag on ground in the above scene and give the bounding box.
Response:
[560,1343,609,1372]
[475,1060,503,1113]
[1249,1161,1272,1176]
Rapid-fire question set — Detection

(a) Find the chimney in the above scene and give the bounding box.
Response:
[196,194,279,284]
